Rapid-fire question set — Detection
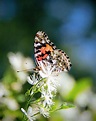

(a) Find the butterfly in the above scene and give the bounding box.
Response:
[34,31,72,74]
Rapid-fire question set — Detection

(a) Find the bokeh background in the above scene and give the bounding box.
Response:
[0,0,96,121]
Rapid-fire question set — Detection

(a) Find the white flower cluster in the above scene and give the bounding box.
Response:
[22,61,60,120]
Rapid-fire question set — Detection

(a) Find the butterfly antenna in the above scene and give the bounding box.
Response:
[17,68,33,73]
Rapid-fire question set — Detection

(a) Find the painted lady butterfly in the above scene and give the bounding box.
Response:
[34,31,72,73]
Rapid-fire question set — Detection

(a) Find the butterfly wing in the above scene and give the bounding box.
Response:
[34,31,72,72]
[34,31,56,67]
[52,49,72,72]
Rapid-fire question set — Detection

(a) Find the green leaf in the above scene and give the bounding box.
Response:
[56,102,75,111]
[59,102,75,109]
[50,102,75,112]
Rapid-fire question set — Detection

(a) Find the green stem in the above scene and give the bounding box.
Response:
[25,78,47,110]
